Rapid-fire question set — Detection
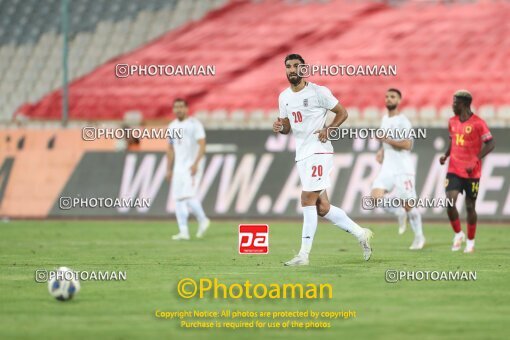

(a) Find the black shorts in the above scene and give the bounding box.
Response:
[445,173,480,200]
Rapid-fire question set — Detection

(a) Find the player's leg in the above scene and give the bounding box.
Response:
[404,204,425,250]
[371,174,407,234]
[446,189,465,251]
[317,191,373,261]
[284,154,324,266]
[463,179,479,253]
[186,198,210,238]
[445,174,465,251]
[186,198,207,223]
[396,174,425,250]
[446,191,460,223]
[171,172,191,240]
[300,190,321,256]
[176,164,210,238]
[284,190,320,266]
[173,198,190,240]
[184,167,210,238]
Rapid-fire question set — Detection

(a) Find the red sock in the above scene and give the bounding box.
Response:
[467,223,476,240]
[450,218,462,233]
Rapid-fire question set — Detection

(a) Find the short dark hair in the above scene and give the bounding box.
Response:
[456,96,472,107]
[284,53,305,65]
[173,98,188,106]
[454,90,472,107]
[387,88,402,98]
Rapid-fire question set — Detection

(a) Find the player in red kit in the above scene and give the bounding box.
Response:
[439,90,495,253]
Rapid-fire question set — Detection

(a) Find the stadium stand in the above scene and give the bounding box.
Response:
[0,0,227,123]
[3,0,510,127]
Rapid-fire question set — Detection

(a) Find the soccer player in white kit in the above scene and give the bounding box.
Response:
[371,89,425,249]
[273,54,373,266]
[166,98,210,240]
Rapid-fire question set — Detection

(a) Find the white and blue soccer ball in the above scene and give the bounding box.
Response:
[47,267,80,301]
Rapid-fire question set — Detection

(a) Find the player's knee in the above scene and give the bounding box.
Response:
[466,202,476,214]
[301,192,318,206]
[446,194,457,207]
[446,204,457,214]
[371,189,384,199]
[445,193,454,200]
[317,201,330,217]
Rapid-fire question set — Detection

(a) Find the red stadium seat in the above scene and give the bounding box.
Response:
[14,1,510,121]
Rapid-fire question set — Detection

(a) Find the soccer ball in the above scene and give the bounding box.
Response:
[47,266,80,301]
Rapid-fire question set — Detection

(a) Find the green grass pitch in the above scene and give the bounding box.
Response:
[1,220,509,340]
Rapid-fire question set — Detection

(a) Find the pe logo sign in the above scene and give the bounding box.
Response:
[238,224,269,254]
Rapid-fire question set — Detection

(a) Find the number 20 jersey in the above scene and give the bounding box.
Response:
[278,82,339,161]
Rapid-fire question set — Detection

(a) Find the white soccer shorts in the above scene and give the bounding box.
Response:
[296,153,333,192]
[171,167,203,200]
[372,170,417,200]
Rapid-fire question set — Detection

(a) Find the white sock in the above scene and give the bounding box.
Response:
[299,206,318,257]
[175,200,190,236]
[407,208,423,237]
[466,239,475,247]
[186,198,207,223]
[382,197,406,216]
[324,205,364,239]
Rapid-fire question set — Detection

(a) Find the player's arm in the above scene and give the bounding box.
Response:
[478,138,495,160]
[381,138,412,151]
[166,144,174,181]
[466,138,495,175]
[274,94,291,134]
[315,103,348,142]
[380,120,413,150]
[376,147,384,164]
[190,138,206,176]
[439,138,451,165]
[440,121,453,165]
[328,103,348,127]
[273,117,291,134]
[477,121,495,160]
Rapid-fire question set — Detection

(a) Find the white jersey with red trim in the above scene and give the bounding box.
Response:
[167,117,206,170]
[379,113,415,175]
[278,82,339,161]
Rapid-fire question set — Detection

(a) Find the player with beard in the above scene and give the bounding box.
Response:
[439,90,495,253]
[371,88,425,249]
[166,98,210,240]
[273,54,373,266]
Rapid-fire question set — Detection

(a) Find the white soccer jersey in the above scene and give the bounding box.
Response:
[278,82,339,161]
[380,114,415,175]
[167,117,206,170]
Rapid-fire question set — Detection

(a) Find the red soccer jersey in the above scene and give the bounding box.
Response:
[448,114,492,179]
